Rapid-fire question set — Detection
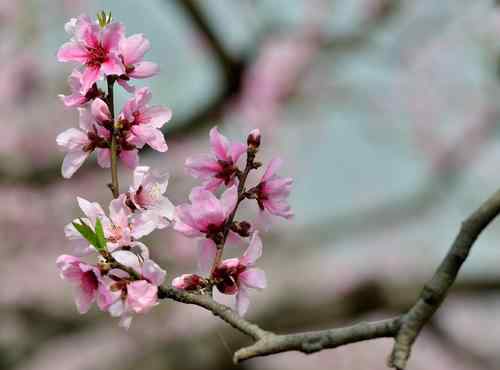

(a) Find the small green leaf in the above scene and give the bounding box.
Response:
[72,219,102,251]
[94,218,107,251]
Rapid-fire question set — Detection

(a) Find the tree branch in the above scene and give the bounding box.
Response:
[234,317,401,363]
[388,186,500,369]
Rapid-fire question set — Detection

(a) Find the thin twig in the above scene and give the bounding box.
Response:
[106,76,119,199]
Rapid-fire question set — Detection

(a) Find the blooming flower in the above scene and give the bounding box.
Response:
[56,255,109,313]
[174,185,238,240]
[59,69,103,107]
[118,87,171,153]
[116,34,159,92]
[172,273,205,291]
[56,106,109,178]
[90,97,140,169]
[65,195,157,255]
[102,256,166,329]
[254,158,293,219]
[188,232,266,315]
[185,127,247,191]
[126,166,175,229]
[57,14,125,94]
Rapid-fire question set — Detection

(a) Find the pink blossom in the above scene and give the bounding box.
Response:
[126,166,175,229]
[195,232,266,315]
[89,97,140,170]
[185,127,246,191]
[117,34,159,92]
[56,255,109,313]
[56,107,109,178]
[65,195,157,254]
[255,158,293,219]
[174,185,238,238]
[172,274,205,291]
[57,14,125,94]
[59,69,102,107]
[102,256,166,328]
[118,87,171,153]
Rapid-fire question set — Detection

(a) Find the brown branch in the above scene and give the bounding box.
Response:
[388,186,500,369]
[234,318,401,363]
[106,76,119,198]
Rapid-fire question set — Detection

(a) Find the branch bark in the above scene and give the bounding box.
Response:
[388,186,500,369]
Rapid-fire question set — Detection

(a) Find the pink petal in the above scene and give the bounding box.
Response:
[57,41,88,63]
[127,280,158,314]
[109,195,130,228]
[101,54,124,76]
[197,239,217,275]
[96,148,111,168]
[61,150,90,178]
[102,22,125,51]
[134,86,152,109]
[262,158,284,182]
[61,93,87,108]
[56,128,89,151]
[142,259,166,286]
[239,267,267,289]
[143,106,172,128]
[77,197,106,224]
[209,126,230,161]
[220,185,238,218]
[229,143,247,163]
[235,286,250,316]
[240,231,262,266]
[91,98,111,124]
[78,107,93,131]
[119,34,150,65]
[130,212,157,238]
[131,125,167,152]
[80,66,101,94]
[120,150,139,169]
[129,61,159,78]
[117,78,136,93]
[74,285,96,314]
[185,155,221,178]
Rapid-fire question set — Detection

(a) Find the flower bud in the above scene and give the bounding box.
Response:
[247,129,261,149]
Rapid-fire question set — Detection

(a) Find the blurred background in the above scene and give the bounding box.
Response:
[3,0,500,369]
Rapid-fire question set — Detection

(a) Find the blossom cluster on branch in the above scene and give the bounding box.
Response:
[55,12,293,328]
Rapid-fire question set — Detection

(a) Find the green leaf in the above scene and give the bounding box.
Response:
[72,219,102,251]
[94,218,107,251]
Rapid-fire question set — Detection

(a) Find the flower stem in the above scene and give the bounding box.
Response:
[209,147,257,276]
[107,76,119,198]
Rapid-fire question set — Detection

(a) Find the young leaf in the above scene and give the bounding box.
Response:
[94,218,107,251]
[72,219,101,251]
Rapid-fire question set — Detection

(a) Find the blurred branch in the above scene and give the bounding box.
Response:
[388,186,500,369]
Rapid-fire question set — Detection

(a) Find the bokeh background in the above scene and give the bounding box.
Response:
[2,0,500,369]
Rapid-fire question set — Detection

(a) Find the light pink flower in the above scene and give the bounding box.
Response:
[117,34,159,92]
[65,195,157,254]
[255,158,293,219]
[127,166,175,229]
[56,255,109,313]
[89,97,140,170]
[59,69,102,107]
[194,232,267,316]
[56,107,109,178]
[118,87,171,153]
[185,126,246,191]
[57,14,125,94]
[172,274,205,291]
[102,256,166,329]
[174,185,238,238]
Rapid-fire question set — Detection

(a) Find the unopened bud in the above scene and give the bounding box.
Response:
[247,129,261,149]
